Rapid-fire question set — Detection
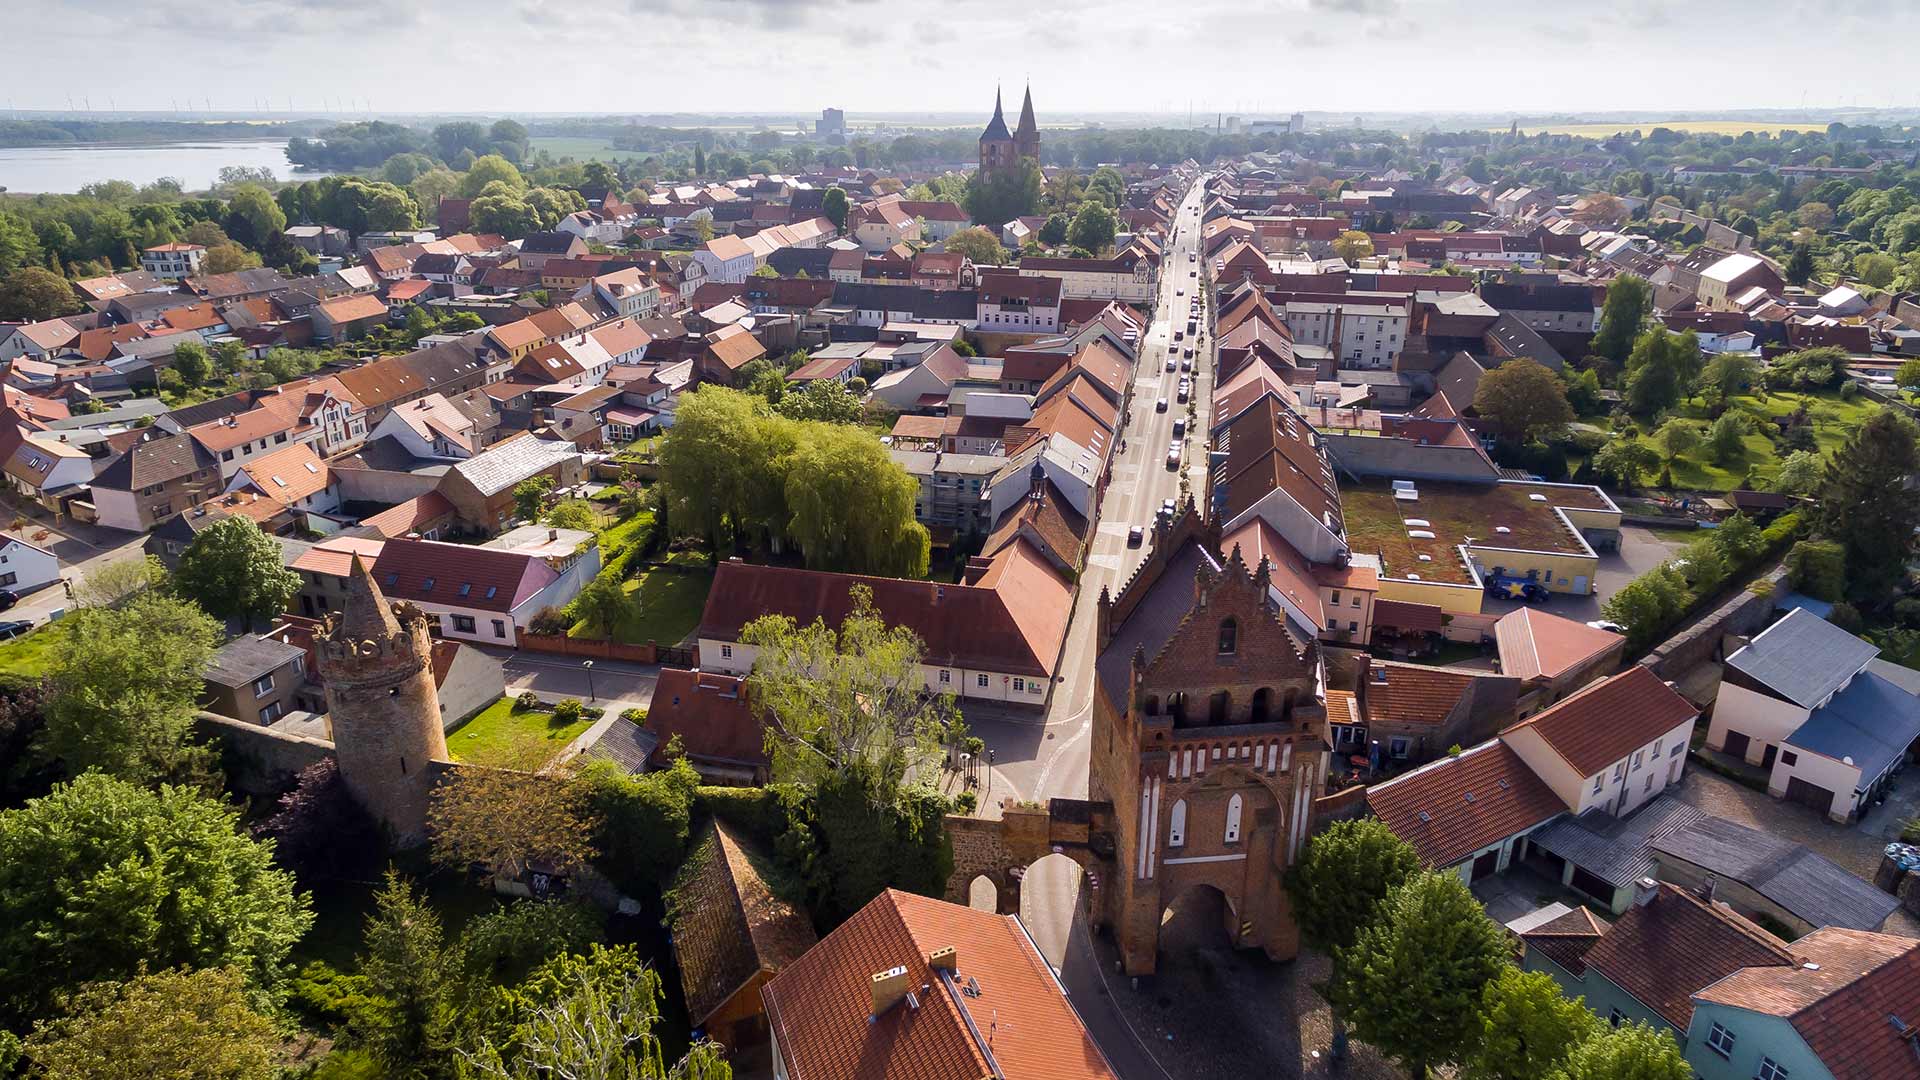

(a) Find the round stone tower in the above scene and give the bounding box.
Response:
[316,554,449,846]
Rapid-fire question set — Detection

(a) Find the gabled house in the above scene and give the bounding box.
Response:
[225,440,341,520]
[88,429,222,533]
[1710,608,1920,823]
[368,535,590,647]
[1501,665,1698,820]
[694,324,767,386]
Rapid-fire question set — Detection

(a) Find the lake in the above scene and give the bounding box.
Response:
[0,139,336,194]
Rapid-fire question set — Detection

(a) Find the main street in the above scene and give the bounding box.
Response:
[969,174,1213,809]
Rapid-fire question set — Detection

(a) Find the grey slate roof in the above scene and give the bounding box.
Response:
[1527,794,1706,890]
[449,437,580,496]
[1725,608,1878,709]
[582,718,660,774]
[1784,670,1920,782]
[1094,539,1219,710]
[204,634,304,687]
[1652,814,1899,931]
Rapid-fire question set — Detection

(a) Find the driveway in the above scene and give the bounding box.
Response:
[1479,523,1690,624]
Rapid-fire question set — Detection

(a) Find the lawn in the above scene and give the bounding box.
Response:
[445,696,595,768]
[575,566,713,647]
[528,135,630,160]
[1616,389,1876,492]
[0,619,70,684]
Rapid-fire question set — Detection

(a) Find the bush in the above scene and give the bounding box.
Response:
[1785,539,1846,601]
[461,900,604,985]
[527,607,571,636]
[620,707,647,724]
[576,756,700,893]
[516,690,542,711]
[581,706,604,720]
[551,699,584,724]
[1828,602,1865,634]
[695,785,787,848]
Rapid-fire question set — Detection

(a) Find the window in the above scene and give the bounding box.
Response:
[977,674,989,688]
[491,619,505,638]
[1755,1058,1788,1080]
[1352,594,1361,607]
[1593,775,1605,794]
[0,573,13,587]
[1632,750,1644,770]
[719,644,733,659]
[1223,794,1243,843]
[1652,738,1662,756]
[451,614,476,634]
[260,700,283,723]
[253,674,274,697]
[1607,1008,1625,1028]
[1168,800,1187,847]
[1705,1022,1735,1059]
[1348,620,1359,632]
[421,577,435,592]
[1614,762,1626,781]
[939,669,950,684]
[1217,618,1237,654]
[1389,736,1411,759]
[1329,590,1341,605]
[1781,750,1798,766]
[1013,677,1025,693]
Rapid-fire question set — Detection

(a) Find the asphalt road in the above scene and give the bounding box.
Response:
[969,175,1213,809]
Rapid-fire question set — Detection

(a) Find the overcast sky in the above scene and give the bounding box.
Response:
[12,0,1919,119]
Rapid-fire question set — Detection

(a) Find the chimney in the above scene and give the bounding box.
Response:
[927,946,958,973]
[869,965,911,1017]
[1633,877,1659,907]
[1696,874,1717,903]
[548,528,558,540]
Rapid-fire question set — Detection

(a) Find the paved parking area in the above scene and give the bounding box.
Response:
[1481,524,1691,624]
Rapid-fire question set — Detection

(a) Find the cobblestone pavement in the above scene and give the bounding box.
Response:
[1078,894,1405,1080]
[1671,769,1920,937]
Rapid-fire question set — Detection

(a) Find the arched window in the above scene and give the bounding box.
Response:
[1169,692,1189,725]
[1250,687,1273,725]
[1224,794,1243,844]
[1217,618,1238,655]
[1168,799,1187,847]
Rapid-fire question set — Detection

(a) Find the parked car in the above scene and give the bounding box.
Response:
[1161,497,1176,518]
[1173,418,1187,437]
[0,591,19,613]
[0,620,30,641]
[1155,396,1168,412]
[1166,356,1177,371]
[1127,525,1144,547]
[1179,357,1191,372]
[1166,446,1181,469]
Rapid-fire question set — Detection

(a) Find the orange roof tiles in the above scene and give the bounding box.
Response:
[1500,666,1696,777]
[1365,740,1564,868]
[1494,607,1623,683]
[1362,659,1480,726]
[761,889,1118,1080]
[1583,883,1794,1030]
[236,441,333,505]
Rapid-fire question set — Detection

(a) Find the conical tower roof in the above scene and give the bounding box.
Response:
[1016,84,1037,137]
[338,553,402,640]
[980,86,1012,142]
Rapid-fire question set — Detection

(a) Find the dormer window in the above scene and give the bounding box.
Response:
[1217,618,1237,655]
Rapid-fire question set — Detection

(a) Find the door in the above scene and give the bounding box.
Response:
[1723,730,1751,761]
[1470,848,1500,883]
[1760,743,1777,770]
[1785,777,1836,818]
[1572,575,1589,594]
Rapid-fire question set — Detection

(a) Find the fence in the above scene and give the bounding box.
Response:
[516,632,693,666]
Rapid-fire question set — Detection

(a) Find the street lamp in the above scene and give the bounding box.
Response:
[582,659,595,702]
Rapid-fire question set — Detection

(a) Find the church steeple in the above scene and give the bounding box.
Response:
[1016,84,1037,138]
[981,85,1012,142]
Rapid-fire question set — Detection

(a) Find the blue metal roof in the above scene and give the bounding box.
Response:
[1784,670,1920,784]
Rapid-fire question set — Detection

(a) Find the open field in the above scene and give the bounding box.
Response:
[529,135,630,160]
[1510,120,1828,138]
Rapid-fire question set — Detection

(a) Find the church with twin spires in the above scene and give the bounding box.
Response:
[979,84,1040,174]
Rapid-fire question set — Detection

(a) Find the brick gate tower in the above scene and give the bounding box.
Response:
[316,555,449,845]
[1090,504,1330,975]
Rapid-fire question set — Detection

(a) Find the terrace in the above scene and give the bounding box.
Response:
[1340,480,1612,587]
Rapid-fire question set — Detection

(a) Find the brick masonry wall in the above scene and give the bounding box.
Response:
[195,711,334,795]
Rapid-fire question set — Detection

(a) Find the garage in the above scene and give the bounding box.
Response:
[1722,730,1751,760]
[1469,848,1500,882]
[1784,776,1836,818]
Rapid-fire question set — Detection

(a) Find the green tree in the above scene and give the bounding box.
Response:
[0,774,312,1023]
[171,339,213,387]
[1853,251,1897,289]
[226,183,286,243]
[774,379,864,425]
[569,575,632,638]
[461,155,526,198]
[1895,356,1920,393]
[0,266,79,321]
[1814,408,1920,596]
[692,144,706,177]
[1785,539,1846,601]
[743,583,964,792]
[1593,274,1652,366]
[1550,1022,1692,1080]
[963,159,1042,226]
[513,476,555,521]
[1785,243,1815,285]
[575,756,700,895]
[39,592,221,783]
[354,873,461,1080]
[173,516,302,628]
[23,966,279,1080]
[1602,562,1692,647]
[1066,202,1117,254]
[781,424,931,577]
[1286,818,1420,1057]
[942,225,1006,265]
[1704,412,1748,466]
[1333,230,1373,262]
[1623,329,1696,417]
[1038,212,1070,246]
[201,243,260,274]
[1771,449,1823,495]
[1335,871,1507,1079]
[1653,418,1701,464]
[1463,967,1602,1080]
[543,499,596,531]
[820,186,849,231]
[1592,439,1661,490]
[1474,358,1573,444]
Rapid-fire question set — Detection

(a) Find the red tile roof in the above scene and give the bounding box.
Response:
[1697,927,1920,1080]
[370,536,556,614]
[1494,607,1623,683]
[1520,906,1607,976]
[1500,666,1696,777]
[1361,660,1480,727]
[671,820,817,1029]
[1372,598,1445,633]
[1582,883,1795,1030]
[646,669,767,769]
[761,889,1118,1080]
[1365,740,1565,868]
